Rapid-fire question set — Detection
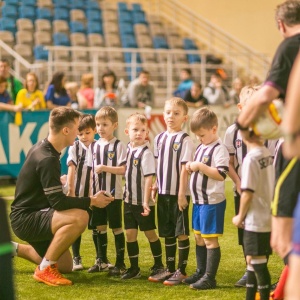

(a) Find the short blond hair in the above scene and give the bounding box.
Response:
[95,106,118,123]
[190,107,218,132]
[164,97,188,115]
[126,113,148,128]
[80,73,94,89]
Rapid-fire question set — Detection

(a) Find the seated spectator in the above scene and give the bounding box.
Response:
[0,58,23,103]
[229,77,245,105]
[247,74,261,86]
[203,73,231,107]
[126,70,154,108]
[173,68,194,98]
[65,81,87,110]
[94,70,119,109]
[0,76,12,105]
[45,72,71,109]
[78,73,94,109]
[183,82,208,108]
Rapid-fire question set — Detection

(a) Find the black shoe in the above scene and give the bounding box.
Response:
[108,264,126,276]
[182,269,203,285]
[149,264,165,277]
[87,258,113,273]
[234,271,247,287]
[190,274,217,290]
[121,267,141,280]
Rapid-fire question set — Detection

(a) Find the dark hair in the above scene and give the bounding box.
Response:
[276,0,300,26]
[25,72,39,91]
[0,76,7,85]
[190,107,218,132]
[49,107,82,133]
[139,70,150,76]
[50,72,67,95]
[181,68,192,76]
[79,114,96,131]
[100,69,117,89]
[0,58,11,66]
[193,82,202,89]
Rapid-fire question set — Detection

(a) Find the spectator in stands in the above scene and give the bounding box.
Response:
[229,77,245,105]
[173,68,194,98]
[65,81,87,110]
[78,73,94,109]
[183,82,208,108]
[94,70,119,109]
[45,72,71,109]
[203,72,231,107]
[0,58,23,103]
[0,76,12,105]
[126,70,155,108]
[247,74,261,86]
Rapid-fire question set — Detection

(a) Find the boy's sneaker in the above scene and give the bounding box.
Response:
[163,269,187,286]
[234,270,248,287]
[190,274,216,290]
[182,269,203,285]
[72,256,83,271]
[121,267,141,280]
[87,258,113,273]
[33,264,73,286]
[148,268,174,283]
[108,264,126,276]
[149,264,165,277]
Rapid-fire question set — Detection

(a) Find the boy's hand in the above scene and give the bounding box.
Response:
[232,215,244,228]
[151,184,158,202]
[190,161,201,172]
[185,161,193,174]
[95,164,105,174]
[141,203,151,216]
[60,175,67,186]
[178,195,188,212]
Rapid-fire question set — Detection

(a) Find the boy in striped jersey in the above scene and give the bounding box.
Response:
[149,97,195,285]
[184,107,229,290]
[88,106,127,276]
[64,114,96,271]
[121,113,164,280]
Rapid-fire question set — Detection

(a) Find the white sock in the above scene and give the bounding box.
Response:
[11,241,18,256]
[40,257,57,270]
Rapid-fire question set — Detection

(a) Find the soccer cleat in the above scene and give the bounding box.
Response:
[163,269,187,286]
[121,267,141,280]
[108,264,126,276]
[33,264,73,286]
[149,264,165,277]
[190,274,216,290]
[234,271,248,287]
[72,256,83,271]
[87,258,113,273]
[182,269,204,285]
[255,291,276,300]
[148,268,174,283]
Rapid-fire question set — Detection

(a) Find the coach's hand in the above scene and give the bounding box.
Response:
[90,191,114,209]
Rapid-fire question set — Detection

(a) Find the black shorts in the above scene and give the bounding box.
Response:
[234,193,244,246]
[10,208,54,258]
[157,194,190,238]
[124,202,156,231]
[272,144,300,217]
[90,199,123,229]
[243,230,272,257]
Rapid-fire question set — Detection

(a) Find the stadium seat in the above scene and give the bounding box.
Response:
[1,5,19,19]
[183,38,198,50]
[86,10,102,22]
[34,45,49,60]
[132,11,147,24]
[126,66,143,81]
[87,33,104,47]
[70,9,86,23]
[16,31,34,46]
[102,11,118,22]
[53,32,70,46]
[54,8,69,22]
[34,30,52,45]
[52,0,69,9]
[70,21,86,34]
[187,54,201,63]
[121,35,138,48]
[70,32,87,46]
[35,19,51,32]
[37,0,53,9]
[132,3,142,12]
[118,11,132,23]
[149,23,165,37]
[19,6,36,21]
[124,52,141,63]
[136,35,153,48]
[22,0,37,7]
[0,31,15,48]
[103,21,119,34]
[134,24,149,36]
[53,20,69,34]
[0,17,17,35]
[70,0,85,10]
[153,36,168,49]
[107,51,123,62]
[87,21,103,34]
[3,0,19,7]
[14,44,33,63]
[36,7,53,21]
[117,2,128,12]
[168,36,183,49]
[119,23,134,35]
[140,52,157,63]
[86,0,101,11]
[16,19,34,32]
[105,33,121,47]
[100,1,117,11]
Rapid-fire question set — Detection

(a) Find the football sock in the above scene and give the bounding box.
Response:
[71,235,81,258]
[92,229,98,256]
[149,239,163,266]
[178,239,189,274]
[165,237,176,272]
[40,257,57,270]
[114,231,125,266]
[252,259,270,300]
[97,231,108,261]
[246,265,257,300]
[273,264,289,300]
[206,247,221,280]
[11,241,18,256]
[196,245,207,274]
[127,241,139,269]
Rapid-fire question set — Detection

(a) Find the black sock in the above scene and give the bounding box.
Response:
[127,241,139,269]
[72,235,81,258]
[252,262,271,300]
[165,237,176,272]
[114,231,125,266]
[206,247,221,280]
[246,267,257,300]
[149,239,163,266]
[196,245,207,274]
[178,239,189,275]
[92,229,98,257]
[96,231,108,261]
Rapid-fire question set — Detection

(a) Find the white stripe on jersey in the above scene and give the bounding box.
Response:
[89,137,127,199]
[124,142,156,206]
[190,138,229,205]
[66,140,92,197]
[154,131,194,196]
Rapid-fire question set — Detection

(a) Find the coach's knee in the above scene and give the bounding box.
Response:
[71,209,89,230]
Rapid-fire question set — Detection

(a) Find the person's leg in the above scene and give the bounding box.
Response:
[285,254,300,300]
[112,228,125,268]
[245,256,257,300]
[144,229,163,268]
[12,243,42,265]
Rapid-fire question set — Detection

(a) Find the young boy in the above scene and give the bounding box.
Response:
[88,106,126,276]
[184,107,229,290]
[121,113,164,280]
[64,114,97,271]
[232,136,274,300]
[149,97,194,285]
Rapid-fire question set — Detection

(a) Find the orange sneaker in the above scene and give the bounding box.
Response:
[255,291,275,300]
[33,264,73,286]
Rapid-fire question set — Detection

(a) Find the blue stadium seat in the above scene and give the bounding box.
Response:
[86,1,100,11]
[3,0,19,7]
[36,7,53,21]
[54,8,69,22]
[126,66,143,81]
[119,22,134,35]
[121,35,137,48]
[0,17,17,34]
[52,0,69,9]
[22,0,37,7]
[187,54,201,63]
[1,5,18,19]
[19,6,36,20]
[34,45,49,60]
[132,11,147,24]
[87,21,103,34]
[70,0,85,10]
[183,38,197,50]
[118,11,132,23]
[118,2,128,12]
[70,21,86,34]
[153,36,168,49]
[53,32,70,46]
[124,52,141,63]
[132,3,142,11]
[86,10,102,22]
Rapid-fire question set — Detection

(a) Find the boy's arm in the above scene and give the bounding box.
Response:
[228,156,241,194]
[178,165,189,211]
[95,164,126,175]
[232,190,253,228]
[190,162,225,181]
[141,175,153,216]
[67,162,76,197]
